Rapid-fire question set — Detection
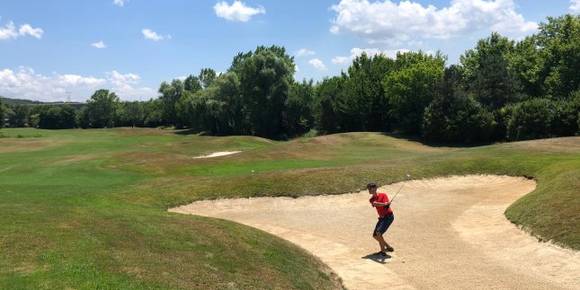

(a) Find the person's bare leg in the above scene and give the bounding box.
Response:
[373,234,386,252]
[376,234,394,252]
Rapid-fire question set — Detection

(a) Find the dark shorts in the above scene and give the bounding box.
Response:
[373,214,394,236]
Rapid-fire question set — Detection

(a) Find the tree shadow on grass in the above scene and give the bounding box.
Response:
[361,252,392,264]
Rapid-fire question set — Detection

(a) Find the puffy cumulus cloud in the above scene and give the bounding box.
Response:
[330,0,537,45]
[308,58,327,71]
[142,28,171,41]
[0,67,155,102]
[571,0,580,13]
[331,56,350,65]
[106,71,155,99]
[113,0,128,7]
[296,48,316,57]
[0,21,43,40]
[214,1,266,22]
[91,41,107,49]
[332,47,411,66]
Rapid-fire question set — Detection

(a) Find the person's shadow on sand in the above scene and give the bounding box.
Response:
[361,252,391,264]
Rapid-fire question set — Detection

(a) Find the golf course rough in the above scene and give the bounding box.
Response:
[0,128,578,289]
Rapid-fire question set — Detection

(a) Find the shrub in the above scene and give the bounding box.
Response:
[552,97,580,136]
[507,98,557,140]
[423,94,495,144]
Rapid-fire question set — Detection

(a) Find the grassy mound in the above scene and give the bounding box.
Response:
[0,128,578,289]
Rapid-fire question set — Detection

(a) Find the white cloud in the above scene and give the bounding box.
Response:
[296,48,316,57]
[0,21,43,40]
[113,0,128,7]
[331,56,350,65]
[18,24,43,39]
[58,74,106,87]
[214,1,266,22]
[91,41,107,49]
[0,67,155,102]
[330,0,537,45]
[571,0,580,13]
[332,47,411,66]
[107,70,154,99]
[308,58,327,71]
[142,28,170,41]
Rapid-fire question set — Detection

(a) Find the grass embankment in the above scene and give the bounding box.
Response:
[0,128,578,289]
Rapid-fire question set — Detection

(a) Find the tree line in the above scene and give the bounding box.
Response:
[1,14,578,143]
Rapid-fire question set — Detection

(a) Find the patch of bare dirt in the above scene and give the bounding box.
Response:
[193,151,242,159]
[0,139,64,153]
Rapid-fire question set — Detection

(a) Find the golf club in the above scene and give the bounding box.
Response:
[389,174,411,204]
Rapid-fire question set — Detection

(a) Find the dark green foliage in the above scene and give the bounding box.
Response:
[183,75,202,93]
[117,101,146,127]
[8,105,29,127]
[233,45,295,138]
[286,80,315,136]
[423,66,495,143]
[3,14,579,144]
[507,98,557,140]
[159,80,185,127]
[38,106,77,129]
[461,32,521,109]
[384,51,445,134]
[314,77,344,133]
[82,90,120,128]
[199,68,217,89]
[536,15,580,98]
[143,99,164,127]
[509,36,544,98]
[0,99,5,128]
[552,92,580,136]
[340,53,394,131]
[423,95,495,143]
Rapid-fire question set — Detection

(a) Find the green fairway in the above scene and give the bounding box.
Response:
[0,128,578,289]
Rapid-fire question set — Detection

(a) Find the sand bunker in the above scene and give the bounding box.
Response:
[170,175,580,289]
[193,151,241,159]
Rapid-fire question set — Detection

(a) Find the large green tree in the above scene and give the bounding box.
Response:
[461,33,521,109]
[536,15,580,98]
[159,80,185,127]
[314,77,344,133]
[341,53,394,131]
[286,80,315,136]
[83,89,120,128]
[384,51,445,134]
[423,66,495,143]
[231,45,295,138]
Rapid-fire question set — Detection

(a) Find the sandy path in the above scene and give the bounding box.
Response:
[170,175,580,290]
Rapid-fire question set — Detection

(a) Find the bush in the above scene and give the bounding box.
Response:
[423,94,495,144]
[38,106,77,129]
[507,98,557,140]
[552,97,580,136]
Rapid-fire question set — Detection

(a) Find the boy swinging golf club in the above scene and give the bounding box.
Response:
[368,175,409,256]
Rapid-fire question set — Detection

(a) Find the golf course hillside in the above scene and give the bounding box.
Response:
[0,128,578,289]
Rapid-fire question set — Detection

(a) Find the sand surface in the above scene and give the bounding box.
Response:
[170,175,580,290]
[193,151,241,159]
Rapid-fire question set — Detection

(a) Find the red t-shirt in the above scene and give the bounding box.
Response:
[369,192,393,217]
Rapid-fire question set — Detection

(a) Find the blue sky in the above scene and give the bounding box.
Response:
[0,0,577,102]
